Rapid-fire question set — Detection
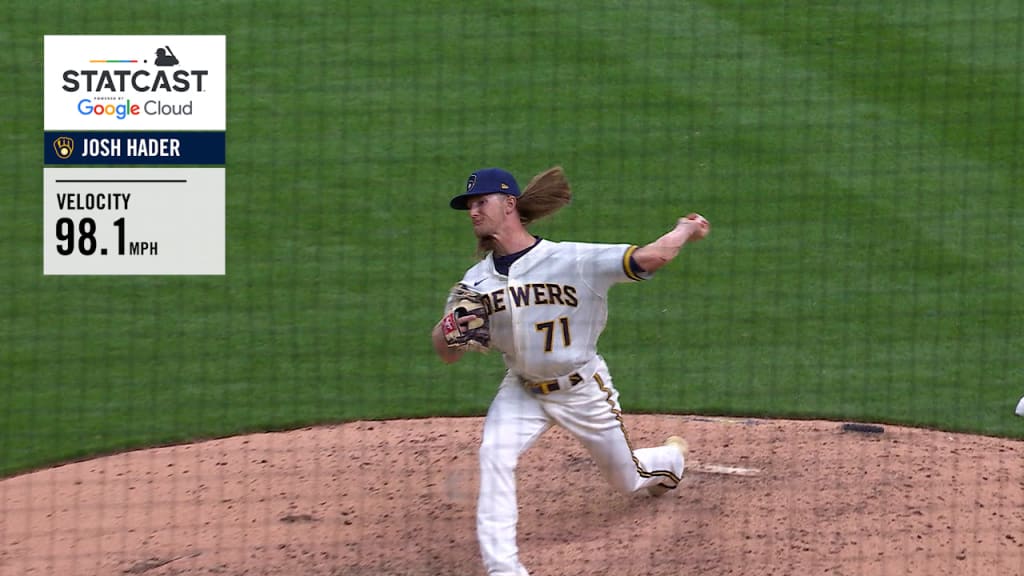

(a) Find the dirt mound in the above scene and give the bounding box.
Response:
[2,416,1022,575]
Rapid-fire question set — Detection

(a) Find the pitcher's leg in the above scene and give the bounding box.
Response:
[548,368,684,494]
[478,376,551,576]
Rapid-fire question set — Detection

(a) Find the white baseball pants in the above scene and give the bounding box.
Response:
[476,357,684,576]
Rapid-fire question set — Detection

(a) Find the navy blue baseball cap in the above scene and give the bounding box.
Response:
[450,167,521,210]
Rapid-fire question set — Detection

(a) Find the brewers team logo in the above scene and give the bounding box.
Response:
[466,174,477,191]
[53,136,74,159]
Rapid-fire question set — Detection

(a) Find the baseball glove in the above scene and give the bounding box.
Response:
[441,283,490,351]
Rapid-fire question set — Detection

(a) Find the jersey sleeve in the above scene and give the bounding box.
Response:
[574,242,651,295]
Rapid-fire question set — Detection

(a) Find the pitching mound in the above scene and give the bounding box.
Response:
[2,416,1022,575]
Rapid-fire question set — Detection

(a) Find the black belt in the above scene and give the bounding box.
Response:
[523,372,584,395]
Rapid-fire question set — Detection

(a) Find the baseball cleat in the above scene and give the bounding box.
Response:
[666,435,689,460]
[647,436,689,497]
[647,483,672,497]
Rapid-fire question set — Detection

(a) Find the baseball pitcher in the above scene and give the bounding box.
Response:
[431,166,710,576]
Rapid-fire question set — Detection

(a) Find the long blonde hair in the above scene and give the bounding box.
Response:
[477,166,573,255]
[517,166,573,225]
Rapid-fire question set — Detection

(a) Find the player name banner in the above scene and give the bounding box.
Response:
[45,132,225,165]
[44,35,226,275]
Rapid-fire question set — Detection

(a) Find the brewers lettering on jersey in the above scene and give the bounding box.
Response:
[431,166,710,576]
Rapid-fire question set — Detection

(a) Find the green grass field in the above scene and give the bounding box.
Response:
[1,1,1021,477]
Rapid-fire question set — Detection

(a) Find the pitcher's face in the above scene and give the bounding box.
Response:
[467,194,512,238]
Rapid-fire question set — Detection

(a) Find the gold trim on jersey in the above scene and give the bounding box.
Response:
[594,373,681,487]
[622,245,645,282]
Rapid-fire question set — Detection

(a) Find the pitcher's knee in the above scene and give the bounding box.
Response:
[479,440,517,472]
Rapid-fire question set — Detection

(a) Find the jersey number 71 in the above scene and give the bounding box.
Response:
[535,317,571,352]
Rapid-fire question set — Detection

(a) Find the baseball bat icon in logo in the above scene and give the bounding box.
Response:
[155,46,179,66]
[53,136,75,159]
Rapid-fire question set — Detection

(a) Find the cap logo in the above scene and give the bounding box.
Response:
[500,183,509,190]
[466,174,477,191]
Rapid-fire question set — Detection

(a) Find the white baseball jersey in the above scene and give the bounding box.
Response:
[456,238,686,576]
[457,239,648,382]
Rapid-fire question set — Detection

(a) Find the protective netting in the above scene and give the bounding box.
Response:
[2,2,1021,575]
